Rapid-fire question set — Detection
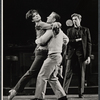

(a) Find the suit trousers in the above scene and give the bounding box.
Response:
[63,56,86,94]
[35,53,66,99]
[13,49,48,93]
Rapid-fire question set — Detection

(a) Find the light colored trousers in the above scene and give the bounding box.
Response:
[35,53,66,99]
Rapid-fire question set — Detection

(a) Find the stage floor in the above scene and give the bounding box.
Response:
[3,94,98,100]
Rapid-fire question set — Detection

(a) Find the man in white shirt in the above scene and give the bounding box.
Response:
[33,12,69,100]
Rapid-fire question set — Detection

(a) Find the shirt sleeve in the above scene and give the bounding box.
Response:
[35,30,53,45]
[60,29,69,44]
[86,28,92,57]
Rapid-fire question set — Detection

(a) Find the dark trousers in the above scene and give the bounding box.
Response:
[63,54,86,94]
[13,49,48,93]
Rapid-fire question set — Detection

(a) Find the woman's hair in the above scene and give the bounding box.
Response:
[26,9,39,19]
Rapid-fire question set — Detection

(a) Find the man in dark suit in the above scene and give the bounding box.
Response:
[63,13,92,98]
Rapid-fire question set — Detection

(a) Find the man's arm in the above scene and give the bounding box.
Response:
[35,30,53,45]
[38,22,61,30]
[60,29,69,45]
[38,22,52,29]
[85,28,92,64]
[87,28,92,57]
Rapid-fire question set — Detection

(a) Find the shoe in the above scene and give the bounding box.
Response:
[58,96,68,100]
[30,98,43,100]
[8,89,17,100]
[79,94,84,98]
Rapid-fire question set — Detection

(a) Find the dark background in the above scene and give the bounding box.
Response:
[3,0,98,47]
[3,0,98,95]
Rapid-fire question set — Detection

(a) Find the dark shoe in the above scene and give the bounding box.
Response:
[30,98,43,100]
[58,96,68,100]
[79,94,84,98]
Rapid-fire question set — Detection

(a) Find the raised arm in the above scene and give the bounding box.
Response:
[38,22,52,29]
[38,22,61,30]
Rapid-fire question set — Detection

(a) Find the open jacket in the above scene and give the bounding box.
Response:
[67,26,92,61]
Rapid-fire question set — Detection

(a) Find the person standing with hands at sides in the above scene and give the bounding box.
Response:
[63,13,92,98]
[32,12,69,100]
[8,10,61,100]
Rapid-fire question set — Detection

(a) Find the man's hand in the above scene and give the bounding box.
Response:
[52,22,61,36]
[76,38,82,42]
[85,57,91,65]
[57,65,63,79]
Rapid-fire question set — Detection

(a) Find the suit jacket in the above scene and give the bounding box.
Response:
[67,26,92,61]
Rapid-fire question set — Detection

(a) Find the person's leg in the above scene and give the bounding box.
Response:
[35,54,66,100]
[48,66,67,100]
[8,50,47,100]
[77,58,86,98]
[15,51,47,92]
[34,56,56,99]
[63,60,73,94]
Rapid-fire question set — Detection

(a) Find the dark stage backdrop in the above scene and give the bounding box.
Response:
[3,0,98,95]
[3,0,98,46]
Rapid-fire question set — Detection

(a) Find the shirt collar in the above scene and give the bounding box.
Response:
[74,26,82,29]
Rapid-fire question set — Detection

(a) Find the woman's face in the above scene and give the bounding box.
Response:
[32,12,41,22]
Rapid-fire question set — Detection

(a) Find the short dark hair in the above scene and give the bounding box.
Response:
[71,13,82,19]
[52,12,61,22]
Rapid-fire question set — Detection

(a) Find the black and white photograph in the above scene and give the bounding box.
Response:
[2,0,98,100]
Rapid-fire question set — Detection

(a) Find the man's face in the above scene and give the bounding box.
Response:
[72,16,81,27]
[32,12,41,22]
[47,13,55,23]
